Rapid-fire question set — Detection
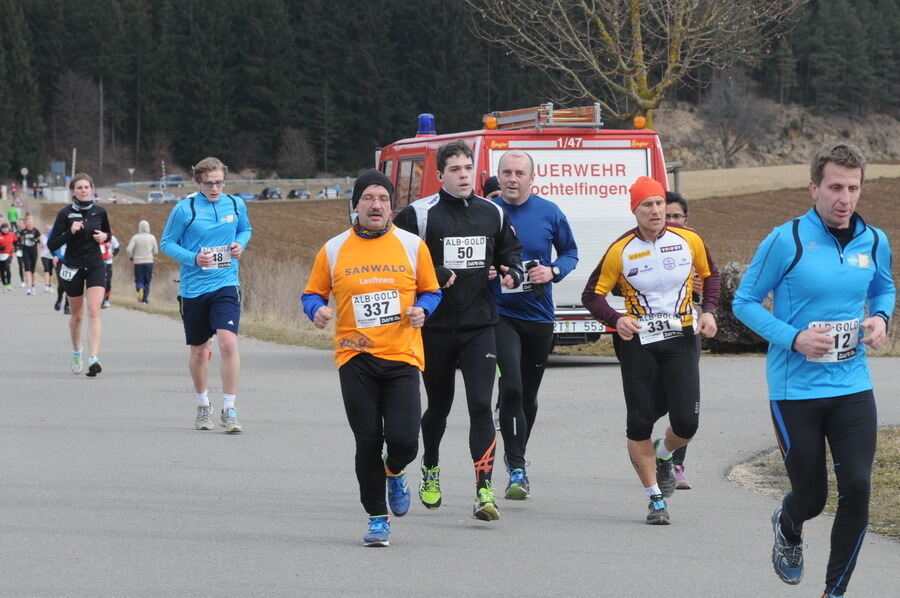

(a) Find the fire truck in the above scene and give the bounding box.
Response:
[372,103,672,346]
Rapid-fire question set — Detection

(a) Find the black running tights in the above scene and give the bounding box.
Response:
[770,390,877,596]
[338,353,421,516]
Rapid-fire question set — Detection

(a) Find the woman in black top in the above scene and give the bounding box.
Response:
[47,173,111,377]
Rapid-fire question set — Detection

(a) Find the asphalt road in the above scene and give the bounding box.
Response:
[1,289,898,597]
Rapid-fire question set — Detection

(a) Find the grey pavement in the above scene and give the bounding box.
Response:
[1,288,898,597]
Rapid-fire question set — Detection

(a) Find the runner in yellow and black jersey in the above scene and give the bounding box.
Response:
[582,176,720,525]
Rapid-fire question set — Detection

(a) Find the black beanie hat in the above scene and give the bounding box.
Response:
[482,176,501,197]
[352,169,394,208]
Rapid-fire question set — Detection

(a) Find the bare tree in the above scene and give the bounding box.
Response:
[465,0,806,126]
[277,128,316,178]
[701,68,777,168]
[51,72,100,166]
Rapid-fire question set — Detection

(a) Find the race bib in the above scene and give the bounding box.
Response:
[201,245,232,270]
[352,290,401,328]
[59,265,78,281]
[637,313,683,345]
[807,319,859,363]
[501,270,532,294]
[443,236,486,269]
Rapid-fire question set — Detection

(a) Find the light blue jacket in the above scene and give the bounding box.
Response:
[733,208,894,400]
[160,192,252,298]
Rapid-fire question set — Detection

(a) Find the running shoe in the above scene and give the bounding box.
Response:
[44,285,51,293]
[472,481,500,521]
[385,465,411,517]
[646,493,670,525]
[771,507,803,584]
[19,281,25,287]
[493,405,501,431]
[101,299,110,309]
[25,287,32,295]
[418,464,442,510]
[363,515,390,547]
[137,289,144,302]
[654,439,676,497]
[819,594,843,598]
[195,405,214,430]
[71,351,83,374]
[54,300,61,311]
[86,356,102,377]
[674,464,692,490]
[505,468,530,500]
[220,407,243,433]
[4,284,11,291]
[64,304,71,314]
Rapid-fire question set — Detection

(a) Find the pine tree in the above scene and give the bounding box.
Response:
[0,0,46,176]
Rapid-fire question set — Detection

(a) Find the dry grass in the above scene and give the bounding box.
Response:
[729,427,900,540]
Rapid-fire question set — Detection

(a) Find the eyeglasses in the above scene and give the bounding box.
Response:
[200,180,226,188]
[359,194,391,204]
[666,213,686,221]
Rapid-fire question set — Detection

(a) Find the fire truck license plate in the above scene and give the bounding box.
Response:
[553,319,604,334]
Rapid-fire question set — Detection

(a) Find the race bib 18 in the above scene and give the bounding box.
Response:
[443,236,486,269]
[201,245,232,270]
[352,290,401,328]
[807,319,859,363]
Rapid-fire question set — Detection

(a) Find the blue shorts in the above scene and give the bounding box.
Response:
[178,286,241,346]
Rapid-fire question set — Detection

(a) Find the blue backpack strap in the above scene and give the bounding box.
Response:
[783,218,803,276]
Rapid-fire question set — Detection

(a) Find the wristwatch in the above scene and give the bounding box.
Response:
[551,266,561,280]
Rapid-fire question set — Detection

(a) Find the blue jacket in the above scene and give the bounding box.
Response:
[160,192,253,298]
[733,208,894,400]
[491,194,578,322]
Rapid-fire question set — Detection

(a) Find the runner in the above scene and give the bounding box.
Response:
[39,224,54,293]
[100,231,120,308]
[733,143,894,598]
[18,215,41,296]
[160,157,253,433]
[126,219,159,303]
[659,191,696,490]
[393,139,524,521]
[47,173,112,377]
[491,150,578,500]
[302,169,441,547]
[582,176,719,524]
[0,222,16,291]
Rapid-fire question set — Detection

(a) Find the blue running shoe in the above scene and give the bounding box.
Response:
[504,468,530,500]
[771,507,803,584]
[386,469,411,517]
[363,515,390,547]
[820,594,843,598]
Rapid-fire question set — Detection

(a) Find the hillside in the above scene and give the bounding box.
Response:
[655,102,900,170]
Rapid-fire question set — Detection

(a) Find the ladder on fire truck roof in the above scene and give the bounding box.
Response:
[482,102,604,130]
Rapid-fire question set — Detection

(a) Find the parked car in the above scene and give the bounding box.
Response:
[147,191,165,203]
[235,192,256,202]
[256,187,283,200]
[157,174,185,188]
[162,192,179,203]
[317,188,338,199]
[287,188,310,199]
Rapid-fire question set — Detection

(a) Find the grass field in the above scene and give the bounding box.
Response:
[729,427,900,540]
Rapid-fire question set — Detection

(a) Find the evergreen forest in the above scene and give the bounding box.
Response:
[0,0,898,181]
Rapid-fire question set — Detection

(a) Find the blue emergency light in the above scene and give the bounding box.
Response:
[416,113,436,136]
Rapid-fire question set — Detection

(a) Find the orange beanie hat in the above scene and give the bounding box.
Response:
[629,176,665,212]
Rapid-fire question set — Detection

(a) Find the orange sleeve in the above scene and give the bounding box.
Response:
[303,246,333,298]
